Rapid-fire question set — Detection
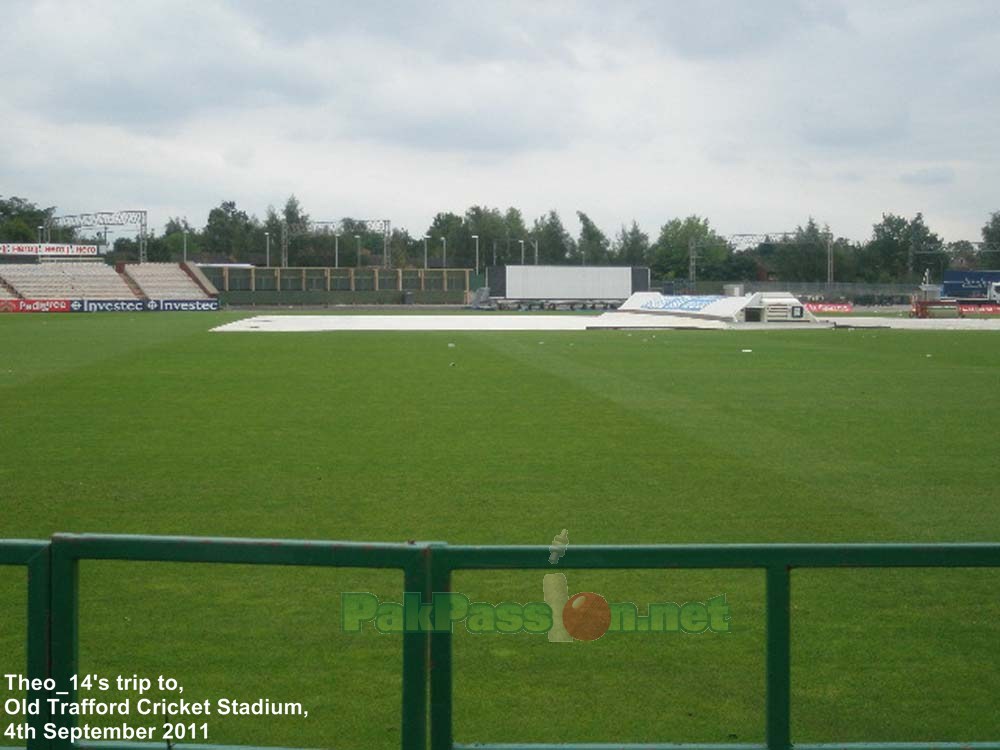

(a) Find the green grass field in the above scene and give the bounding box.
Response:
[2,312,999,748]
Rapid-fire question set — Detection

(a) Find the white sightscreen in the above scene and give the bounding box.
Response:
[505,265,633,299]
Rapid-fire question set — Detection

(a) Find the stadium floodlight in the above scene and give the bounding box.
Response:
[441,237,447,269]
[264,231,270,267]
[37,226,43,243]
[355,235,362,268]
[519,239,525,264]
[471,234,480,275]
[334,233,339,268]
[532,239,539,265]
[183,230,188,262]
[423,235,430,270]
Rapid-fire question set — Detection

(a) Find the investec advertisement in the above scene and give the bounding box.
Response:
[0,243,99,256]
[0,299,220,313]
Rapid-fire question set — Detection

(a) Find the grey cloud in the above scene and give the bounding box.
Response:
[798,108,910,150]
[232,0,590,65]
[633,0,848,60]
[348,109,571,154]
[305,77,587,154]
[2,0,998,242]
[899,166,955,186]
[4,5,321,132]
[835,171,864,183]
[4,1,596,140]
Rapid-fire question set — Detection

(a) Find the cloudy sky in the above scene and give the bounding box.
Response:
[2,0,997,242]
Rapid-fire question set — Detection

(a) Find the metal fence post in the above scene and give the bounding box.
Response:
[766,565,792,750]
[402,545,433,750]
[0,541,52,750]
[26,544,51,750]
[48,536,79,750]
[428,545,452,750]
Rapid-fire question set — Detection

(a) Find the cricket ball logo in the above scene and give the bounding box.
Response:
[543,529,613,642]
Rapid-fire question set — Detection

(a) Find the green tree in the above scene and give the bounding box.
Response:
[464,205,507,269]
[203,201,257,260]
[500,208,529,264]
[767,218,830,281]
[982,211,1000,245]
[947,240,979,270]
[143,230,171,262]
[260,207,284,266]
[424,212,464,268]
[164,217,193,235]
[613,221,650,266]
[337,218,383,267]
[720,251,760,281]
[0,196,55,242]
[650,216,728,279]
[282,195,308,228]
[575,212,611,265]
[908,213,947,279]
[858,213,907,281]
[300,225,343,267]
[111,236,139,261]
[830,238,860,282]
[528,210,575,264]
[861,212,944,282]
[981,211,1000,267]
[280,195,311,265]
[161,217,200,262]
[387,227,414,268]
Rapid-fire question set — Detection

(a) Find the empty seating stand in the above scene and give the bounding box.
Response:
[125,264,210,300]
[0,262,137,299]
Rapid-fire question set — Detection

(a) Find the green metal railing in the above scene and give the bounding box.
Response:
[428,543,1000,750]
[2,536,999,750]
[0,541,50,749]
[45,534,432,750]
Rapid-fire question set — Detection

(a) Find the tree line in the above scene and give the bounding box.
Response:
[3,194,999,283]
